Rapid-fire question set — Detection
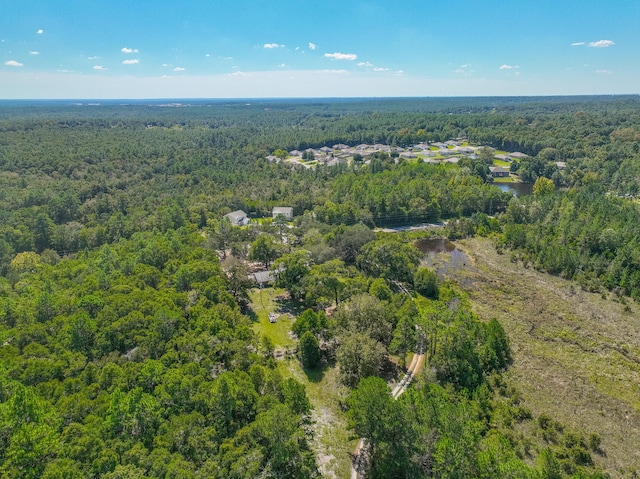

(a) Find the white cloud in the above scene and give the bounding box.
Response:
[499,64,519,70]
[324,52,357,61]
[4,60,23,67]
[308,42,316,50]
[395,70,405,76]
[589,40,614,48]
[319,69,348,74]
[37,29,43,34]
[29,51,39,55]
[278,63,286,68]
[454,64,474,75]
[121,47,139,53]
[373,67,389,72]
[357,61,373,67]
[596,69,613,74]
[571,42,585,46]
[205,53,210,57]
[88,56,100,60]
[263,43,284,49]
[93,65,108,71]
[231,71,247,76]
[173,67,185,71]
[122,59,140,65]
[162,63,172,67]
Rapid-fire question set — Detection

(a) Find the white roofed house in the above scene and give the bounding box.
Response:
[272,207,294,221]
[223,210,250,226]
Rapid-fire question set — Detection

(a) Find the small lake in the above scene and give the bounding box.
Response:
[495,182,533,196]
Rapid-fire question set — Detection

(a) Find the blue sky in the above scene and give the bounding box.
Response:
[1,0,638,98]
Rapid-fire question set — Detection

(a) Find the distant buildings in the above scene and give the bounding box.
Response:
[268,141,531,172]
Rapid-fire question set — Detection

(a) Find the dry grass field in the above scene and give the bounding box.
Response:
[454,238,640,477]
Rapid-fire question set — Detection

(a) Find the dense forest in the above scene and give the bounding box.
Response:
[1,96,640,478]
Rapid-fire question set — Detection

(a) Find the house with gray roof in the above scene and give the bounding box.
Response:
[253,270,275,287]
[489,166,510,177]
[223,210,250,226]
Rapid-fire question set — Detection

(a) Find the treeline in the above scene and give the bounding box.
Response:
[2,95,640,273]
[498,182,640,299]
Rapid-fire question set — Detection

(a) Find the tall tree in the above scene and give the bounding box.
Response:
[249,234,280,269]
[298,331,321,369]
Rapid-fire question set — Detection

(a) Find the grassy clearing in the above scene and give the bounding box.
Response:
[280,360,355,479]
[453,238,640,477]
[248,288,354,478]
[493,159,511,167]
[248,287,296,348]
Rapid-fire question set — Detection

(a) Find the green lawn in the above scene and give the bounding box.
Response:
[493,159,511,167]
[492,176,517,183]
[248,287,296,348]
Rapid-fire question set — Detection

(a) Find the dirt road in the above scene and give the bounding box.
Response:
[350,352,425,479]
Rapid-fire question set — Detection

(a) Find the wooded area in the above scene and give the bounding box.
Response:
[1,96,639,478]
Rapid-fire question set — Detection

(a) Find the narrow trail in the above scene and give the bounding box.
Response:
[350,352,425,479]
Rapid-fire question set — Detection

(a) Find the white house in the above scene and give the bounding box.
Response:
[272,207,294,220]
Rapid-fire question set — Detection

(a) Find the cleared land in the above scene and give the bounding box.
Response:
[249,286,355,479]
[454,238,640,477]
[249,287,296,350]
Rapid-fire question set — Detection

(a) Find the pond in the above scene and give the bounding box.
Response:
[415,238,456,255]
[415,238,473,284]
[495,182,533,197]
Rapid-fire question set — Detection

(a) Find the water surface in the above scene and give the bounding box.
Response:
[495,182,533,196]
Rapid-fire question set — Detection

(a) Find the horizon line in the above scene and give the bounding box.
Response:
[0,93,638,102]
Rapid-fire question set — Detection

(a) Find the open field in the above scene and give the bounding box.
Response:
[248,287,296,348]
[454,238,640,477]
